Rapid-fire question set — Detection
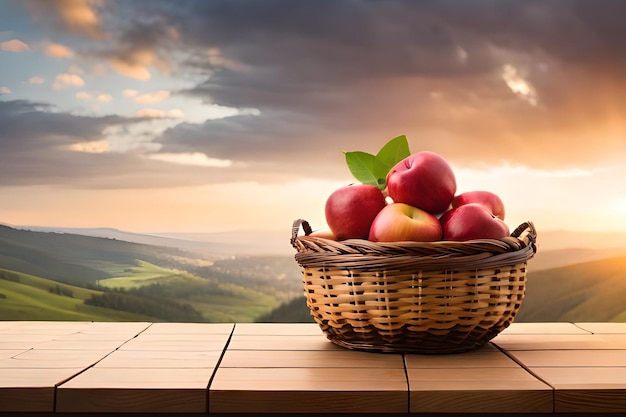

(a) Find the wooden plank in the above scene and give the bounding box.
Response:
[227,334,340,351]
[118,337,229,351]
[0,368,85,412]
[31,339,134,350]
[140,322,234,335]
[407,367,553,413]
[48,332,139,342]
[405,343,520,368]
[54,323,230,414]
[531,366,626,388]
[95,349,222,368]
[576,322,626,334]
[491,333,626,350]
[0,348,113,368]
[77,321,151,334]
[57,367,214,413]
[0,322,21,331]
[0,388,55,412]
[233,322,322,335]
[510,349,626,367]
[0,333,60,350]
[0,321,92,333]
[7,321,626,415]
[220,349,404,369]
[500,322,591,334]
[530,367,626,413]
[210,367,408,413]
[124,332,231,342]
[0,349,28,359]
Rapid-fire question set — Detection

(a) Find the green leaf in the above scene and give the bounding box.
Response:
[376,135,411,168]
[344,151,379,186]
[344,135,412,190]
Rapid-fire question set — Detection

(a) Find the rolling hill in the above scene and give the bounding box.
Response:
[516,255,626,322]
[0,225,303,322]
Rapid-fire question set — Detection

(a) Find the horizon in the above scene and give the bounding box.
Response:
[2,1,626,237]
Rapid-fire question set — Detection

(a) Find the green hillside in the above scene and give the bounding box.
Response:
[0,269,151,321]
[256,296,314,323]
[0,224,196,286]
[0,225,302,322]
[516,255,626,322]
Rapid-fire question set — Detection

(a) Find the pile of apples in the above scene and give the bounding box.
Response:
[321,151,510,242]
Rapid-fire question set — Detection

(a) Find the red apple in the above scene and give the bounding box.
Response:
[452,191,506,220]
[325,184,386,240]
[369,203,442,242]
[386,151,456,215]
[440,203,510,241]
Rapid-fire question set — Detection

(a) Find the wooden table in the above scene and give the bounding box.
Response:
[1,321,626,415]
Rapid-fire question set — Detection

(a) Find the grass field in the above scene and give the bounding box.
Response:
[517,255,626,322]
[96,261,192,289]
[92,261,282,321]
[0,269,151,321]
[0,262,282,322]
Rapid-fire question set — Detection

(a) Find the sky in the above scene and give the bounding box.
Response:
[1,0,626,238]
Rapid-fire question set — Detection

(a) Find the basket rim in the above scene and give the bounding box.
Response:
[291,219,537,271]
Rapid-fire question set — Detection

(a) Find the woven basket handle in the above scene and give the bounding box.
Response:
[291,219,313,249]
[511,221,538,253]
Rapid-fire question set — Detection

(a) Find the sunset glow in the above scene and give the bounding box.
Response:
[2,1,626,244]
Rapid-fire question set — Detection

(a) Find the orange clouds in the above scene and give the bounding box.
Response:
[44,42,74,58]
[136,108,184,119]
[53,73,85,89]
[26,0,104,39]
[109,49,171,80]
[21,0,176,81]
[133,90,171,104]
[76,91,112,103]
[1,39,29,52]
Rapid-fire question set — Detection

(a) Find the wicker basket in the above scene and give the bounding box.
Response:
[291,219,537,354]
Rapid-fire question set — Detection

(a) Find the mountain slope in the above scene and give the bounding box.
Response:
[0,224,199,285]
[0,269,153,321]
[0,225,301,322]
[517,255,626,322]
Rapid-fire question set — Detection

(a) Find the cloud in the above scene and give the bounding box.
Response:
[110,56,153,80]
[502,64,538,106]
[96,93,112,103]
[156,0,626,173]
[67,140,109,153]
[0,99,315,189]
[94,14,180,80]
[136,108,184,119]
[146,152,233,167]
[29,76,45,84]
[53,73,85,89]
[23,0,104,39]
[44,42,74,58]
[132,90,170,104]
[0,86,12,94]
[1,39,29,52]
[0,99,183,188]
[4,1,626,191]
[76,91,112,104]
[122,89,138,98]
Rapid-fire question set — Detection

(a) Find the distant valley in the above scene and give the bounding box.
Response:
[0,224,303,322]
